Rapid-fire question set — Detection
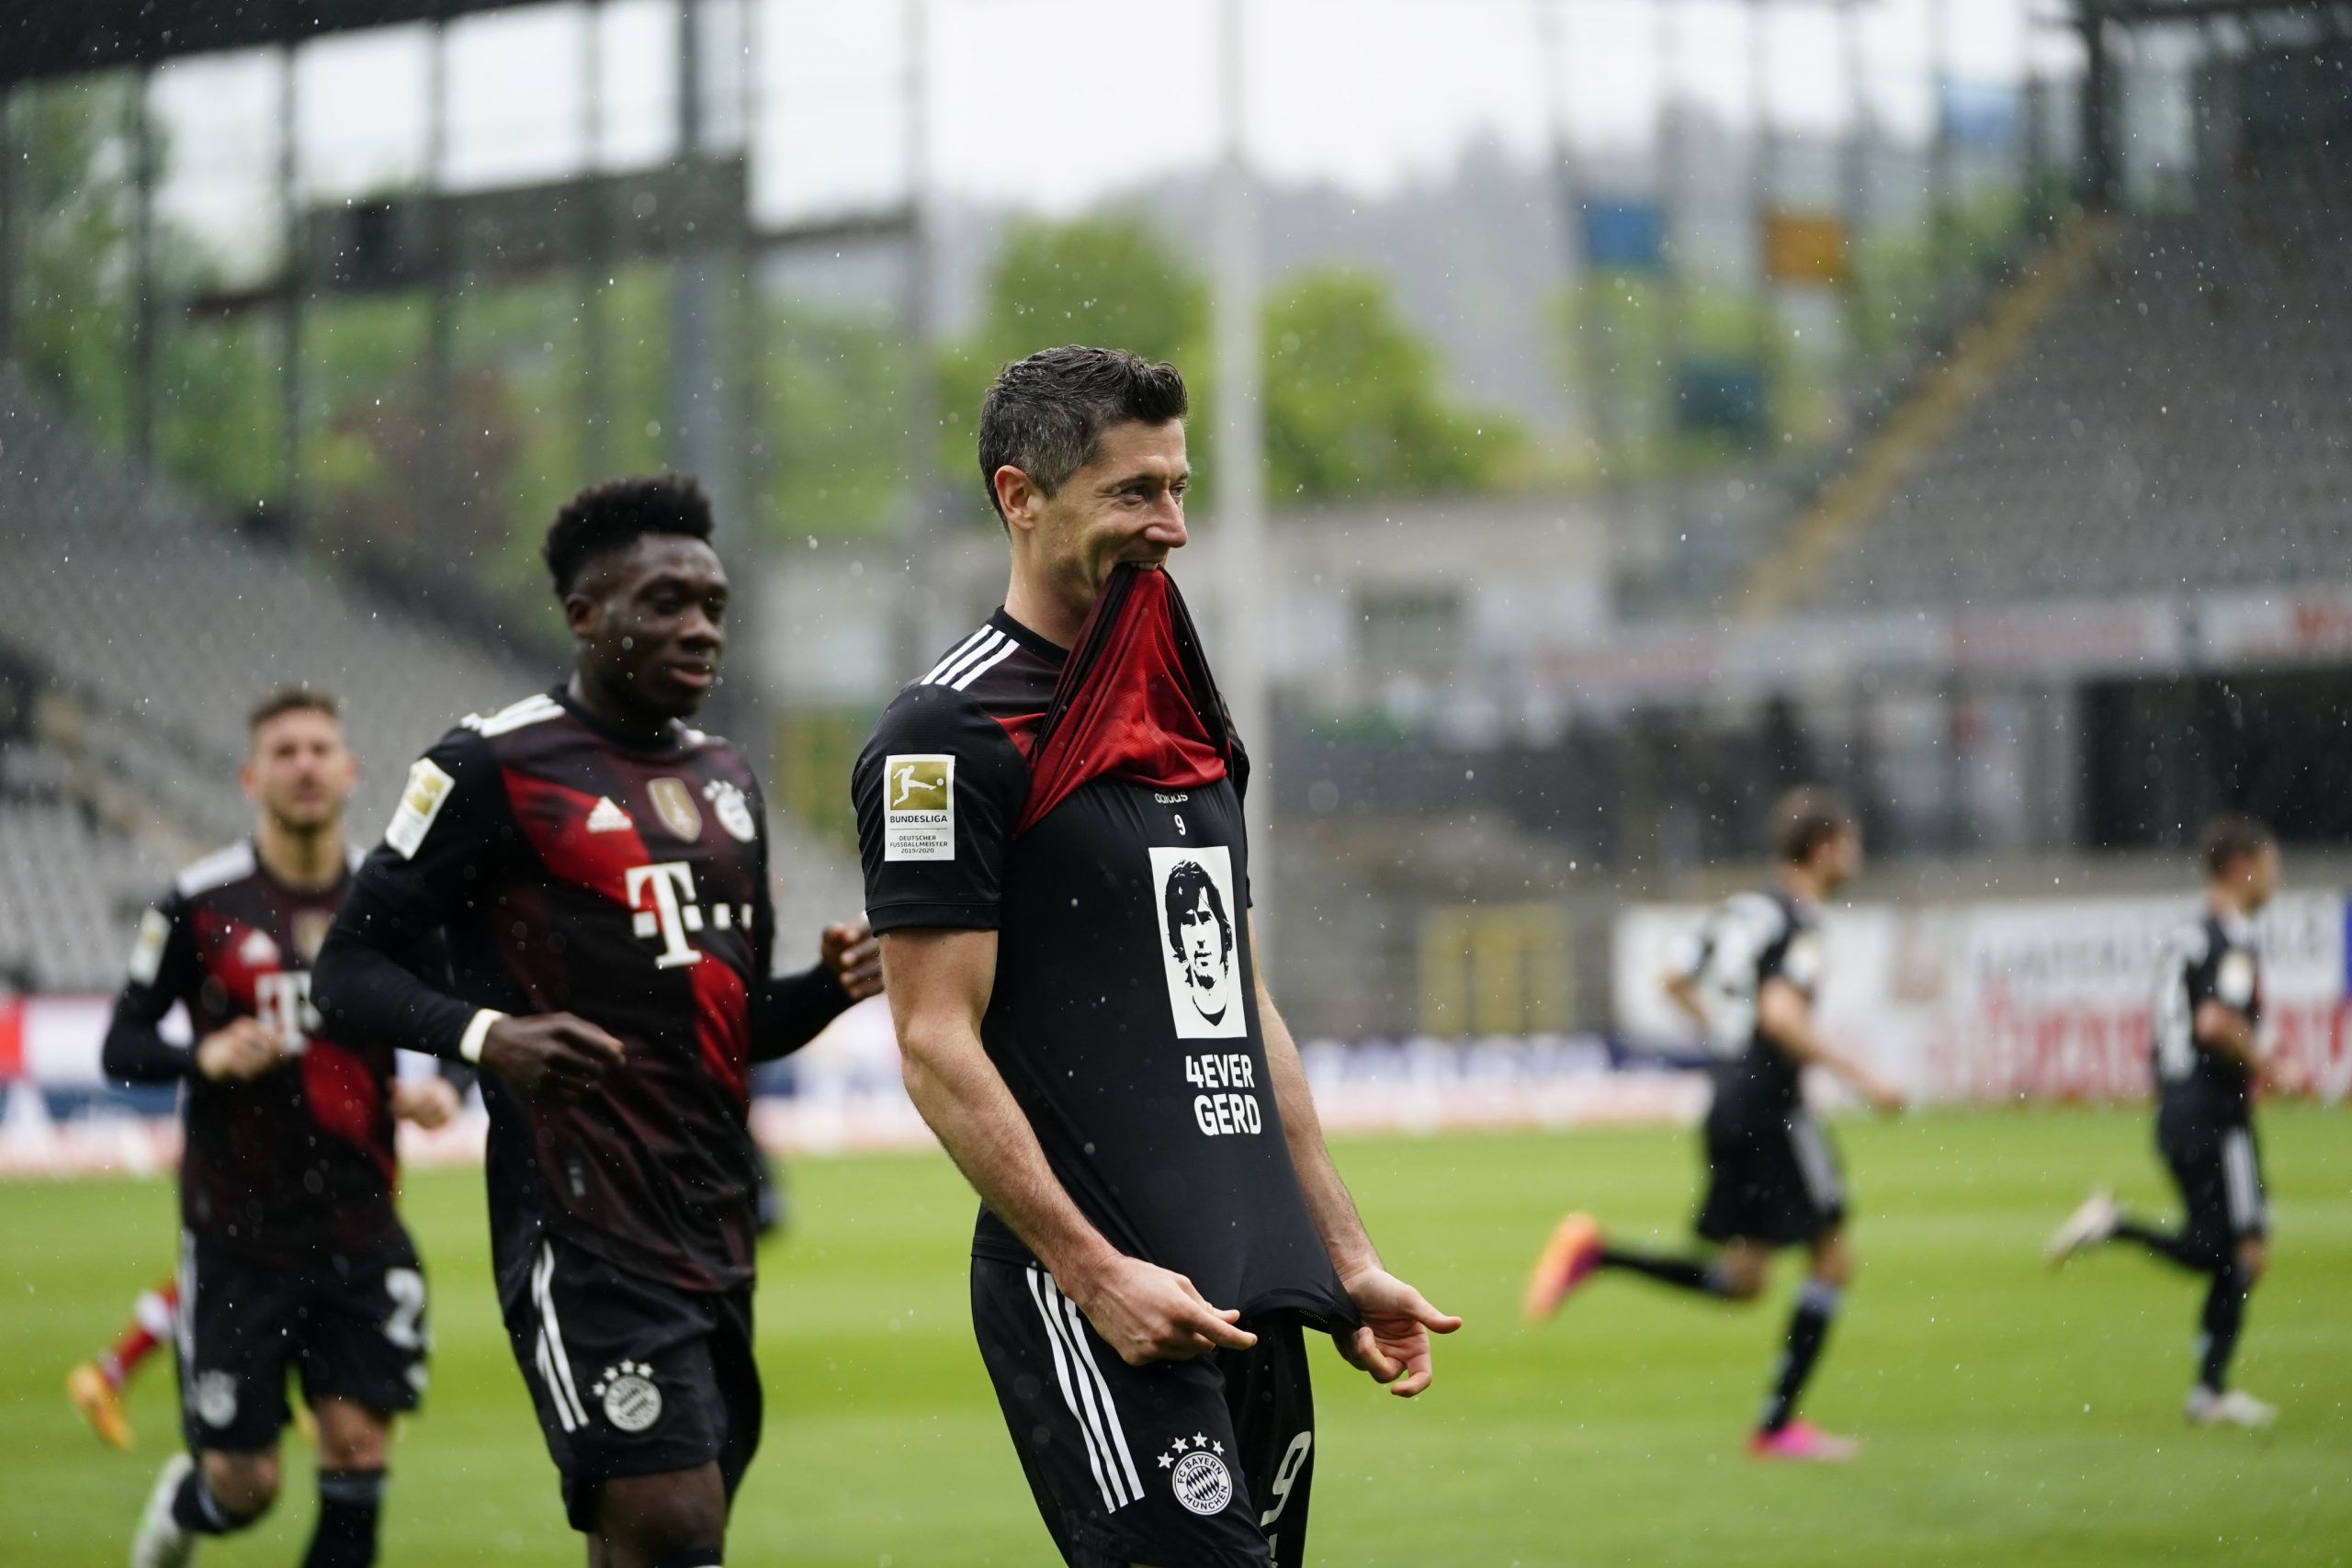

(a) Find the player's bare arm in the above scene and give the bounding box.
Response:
[390,1076,462,1130]
[2192,999,2259,1071]
[1756,978,1905,1113]
[1252,926,1460,1396]
[882,926,1256,1365]
[1662,967,1709,1030]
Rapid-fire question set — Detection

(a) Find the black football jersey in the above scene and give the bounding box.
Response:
[2153,909,2262,1121]
[854,611,1352,1328]
[110,841,410,1262]
[337,689,775,1293]
[1670,887,1825,1119]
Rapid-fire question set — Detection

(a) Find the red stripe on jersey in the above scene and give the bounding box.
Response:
[995,707,1046,758]
[690,957,751,1107]
[500,768,656,906]
[192,907,270,1011]
[300,1042,394,1182]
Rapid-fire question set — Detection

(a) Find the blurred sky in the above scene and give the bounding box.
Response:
[141,0,2057,268]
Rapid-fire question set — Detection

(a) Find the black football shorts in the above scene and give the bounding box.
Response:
[175,1233,427,1454]
[972,1256,1320,1568]
[2157,1104,2267,1268]
[499,1235,762,1533]
[1695,1102,1848,1248]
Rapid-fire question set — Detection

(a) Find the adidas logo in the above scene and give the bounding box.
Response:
[586,796,633,834]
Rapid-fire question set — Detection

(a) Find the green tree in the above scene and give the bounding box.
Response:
[943,214,1522,510]
[13,75,280,502]
[13,80,139,446]
[936,210,1208,491]
[1261,267,1523,500]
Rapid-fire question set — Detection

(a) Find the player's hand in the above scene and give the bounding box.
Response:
[480,1013,624,1103]
[1064,1253,1258,1366]
[1333,1267,1461,1398]
[195,1018,287,1081]
[391,1076,463,1129]
[1860,1073,1908,1116]
[820,917,883,1002]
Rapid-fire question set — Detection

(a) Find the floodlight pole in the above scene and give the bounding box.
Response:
[1214,0,1272,933]
[425,17,456,531]
[898,0,949,678]
[130,67,157,469]
[582,0,612,478]
[277,43,302,525]
[1536,0,1596,464]
[2080,6,2117,209]
[670,0,724,514]
[0,85,13,367]
[1844,0,1872,396]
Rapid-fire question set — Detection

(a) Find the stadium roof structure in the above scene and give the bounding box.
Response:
[0,0,547,87]
[2073,0,2351,20]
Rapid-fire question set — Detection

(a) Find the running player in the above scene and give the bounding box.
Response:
[312,474,881,1568]
[2046,814,2288,1429]
[855,346,1457,1567]
[1522,787,1905,1461]
[104,687,459,1568]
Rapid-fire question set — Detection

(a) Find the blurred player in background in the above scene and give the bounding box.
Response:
[1524,787,1905,1461]
[99,687,459,1568]
[314,476,880,1568]
[2046,815,2290,1430]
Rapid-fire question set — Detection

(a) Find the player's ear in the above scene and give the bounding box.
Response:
[238,758,259,803]
[993,465,1042,535]
[562,588,603,640]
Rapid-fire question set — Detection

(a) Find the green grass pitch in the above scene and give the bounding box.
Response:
[4,1105,2347,1565]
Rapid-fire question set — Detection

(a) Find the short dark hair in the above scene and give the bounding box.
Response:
[1162,860,1234,968]
[1771,786,1854,867]
[2199,813,2274,880]
[247,684,339,739]
[543,474,715,596]
[977,346,1189,527]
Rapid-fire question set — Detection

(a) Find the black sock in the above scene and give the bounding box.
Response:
[2196,1264,2254,1393]
[1758,1279,1841,1434]
[169,1464,240,1535]
[2113,1215,2208,1272]
[1599,1247,1731,1297]
[302,1469,386,1568]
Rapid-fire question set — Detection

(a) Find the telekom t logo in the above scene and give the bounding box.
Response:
[626,861,705,969]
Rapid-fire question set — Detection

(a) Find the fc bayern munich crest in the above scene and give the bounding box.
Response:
[704,778,757,842]
[594,1362,663,1432]
[1157,1434,1233,1517]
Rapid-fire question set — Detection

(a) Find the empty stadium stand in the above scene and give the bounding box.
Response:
[1804,162,2352,611]
[0,366,862,991]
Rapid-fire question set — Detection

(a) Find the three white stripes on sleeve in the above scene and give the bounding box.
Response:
[923,626,1020,692]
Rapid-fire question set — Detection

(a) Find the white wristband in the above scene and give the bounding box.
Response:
[458,1009,505,1065]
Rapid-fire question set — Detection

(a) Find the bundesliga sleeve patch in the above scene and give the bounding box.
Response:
[385,756,456,860]
[126,908,171,986]
[2217,949,2256,1010]
[882,753,956,862]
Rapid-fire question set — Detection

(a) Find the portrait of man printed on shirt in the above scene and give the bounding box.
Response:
[1152,846,1244,1040]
